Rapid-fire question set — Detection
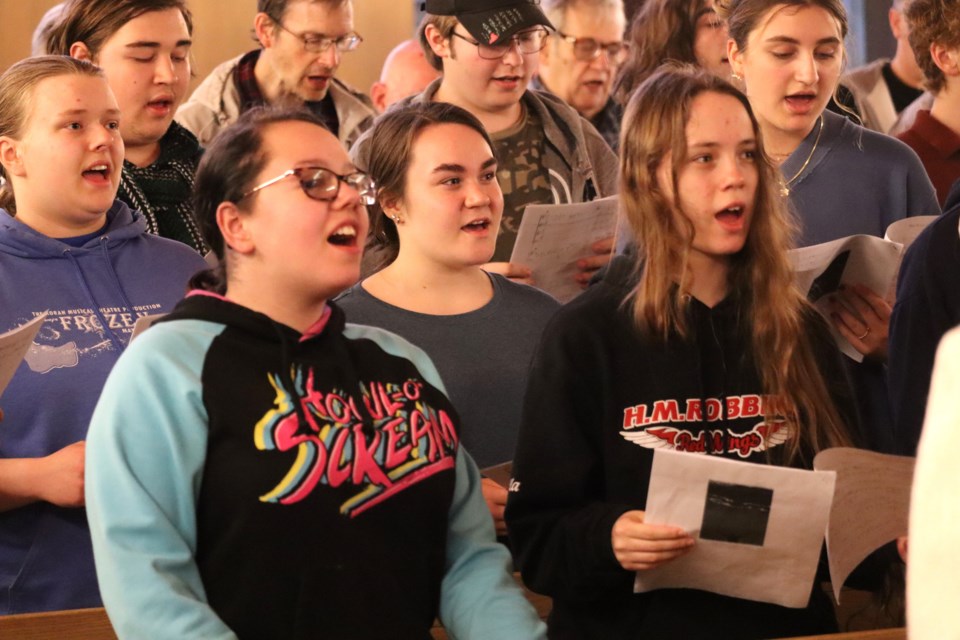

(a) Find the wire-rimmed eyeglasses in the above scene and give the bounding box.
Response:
[556,32,629,64]
[242,167,377,206]
[450,26,550,60]
[273,20,363,54]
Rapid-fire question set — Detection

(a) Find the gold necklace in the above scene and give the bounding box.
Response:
[779,115,824,197]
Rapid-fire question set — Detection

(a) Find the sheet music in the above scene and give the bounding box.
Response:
[509,196,618,303]
[0,313,48,399]
[813,447,914,604]
[789,234,903,362]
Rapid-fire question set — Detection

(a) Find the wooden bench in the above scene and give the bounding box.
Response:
[0,607,116,640]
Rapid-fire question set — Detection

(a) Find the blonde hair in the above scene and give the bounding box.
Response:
[620,64,852,462]
[0,56,104,214]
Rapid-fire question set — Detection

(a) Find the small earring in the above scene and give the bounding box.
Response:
[731,72,742,81]
[389,214,403,224]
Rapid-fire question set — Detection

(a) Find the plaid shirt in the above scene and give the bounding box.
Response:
[233,49,340,138]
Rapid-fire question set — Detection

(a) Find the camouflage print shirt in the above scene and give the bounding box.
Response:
[491,105,555,262]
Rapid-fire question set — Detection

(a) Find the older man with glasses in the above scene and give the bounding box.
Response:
[354,0,618,289]
[177,0,375,148]
[533,0,627,151]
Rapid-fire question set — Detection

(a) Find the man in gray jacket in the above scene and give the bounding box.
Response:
[355,0,618,285]
[176,0,375,148]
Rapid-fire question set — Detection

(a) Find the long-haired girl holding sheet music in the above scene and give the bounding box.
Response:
[0,56,204,614]
[506,65,861,639]
[337,101,560,536]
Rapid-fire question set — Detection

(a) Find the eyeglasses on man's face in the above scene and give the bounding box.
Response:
[242,167,377,206]
[272,18,363,54]
[451,26,550,60]
[556,32,629,64]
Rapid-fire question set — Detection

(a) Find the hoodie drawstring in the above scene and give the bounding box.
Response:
[63,247,126,351]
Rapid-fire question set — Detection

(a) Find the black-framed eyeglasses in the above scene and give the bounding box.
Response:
[272,19,363,54]
[451,26,550,60]
[556,32,629,63]
[242,167,377,206]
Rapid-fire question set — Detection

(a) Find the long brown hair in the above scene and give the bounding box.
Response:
[620,64,852,461]
[613,0,708,104]
[0,57,104,214]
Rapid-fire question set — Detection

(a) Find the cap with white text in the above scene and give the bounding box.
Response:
[422,0,554,46]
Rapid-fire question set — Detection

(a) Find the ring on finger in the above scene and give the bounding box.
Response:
[857,327,870,341]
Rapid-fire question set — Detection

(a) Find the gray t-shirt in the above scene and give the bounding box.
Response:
[335,274,560,467]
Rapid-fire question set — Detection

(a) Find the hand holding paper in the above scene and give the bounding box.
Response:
[611,510,694,571]
[826,283,891,362]
[574,236,615,287]
[635,449,836,609]
[509,196,618,302]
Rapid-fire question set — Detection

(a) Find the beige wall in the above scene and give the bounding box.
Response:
[0,0,415,96]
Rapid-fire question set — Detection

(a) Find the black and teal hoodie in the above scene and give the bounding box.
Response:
[85,293,544,639]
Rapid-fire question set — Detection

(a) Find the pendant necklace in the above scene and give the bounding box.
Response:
[780,115,824,197]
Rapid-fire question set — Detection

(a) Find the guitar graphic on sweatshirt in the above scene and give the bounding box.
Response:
[24,339,113,374]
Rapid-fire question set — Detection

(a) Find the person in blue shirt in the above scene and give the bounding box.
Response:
[0,56,206,614]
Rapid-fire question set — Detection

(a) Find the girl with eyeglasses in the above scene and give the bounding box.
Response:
[506,65,860,639]
[720,0,939,452]
[84,106,546,639]
[0,56,205,614]
[337,102,560,537]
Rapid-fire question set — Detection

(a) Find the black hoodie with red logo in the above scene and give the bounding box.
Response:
[506,257,860,639]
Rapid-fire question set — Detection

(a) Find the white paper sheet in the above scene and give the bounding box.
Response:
[789,234,903,362]
[635,449,836,608]
[883,216,937,249]
[0,313,48,399]
[813,447,914,603]
[509,196,618,303]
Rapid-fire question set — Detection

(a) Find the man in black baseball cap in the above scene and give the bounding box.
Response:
[421,0,554,46]
[381,0,618,275]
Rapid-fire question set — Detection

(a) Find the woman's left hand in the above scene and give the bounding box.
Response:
[829,283,891,362]
[574,236,614,288]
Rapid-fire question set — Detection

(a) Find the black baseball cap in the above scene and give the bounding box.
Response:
[421,0,555,46]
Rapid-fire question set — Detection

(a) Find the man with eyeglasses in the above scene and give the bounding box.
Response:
[533,0,627,151]
[355,0,617,287]
[177,0,375,148]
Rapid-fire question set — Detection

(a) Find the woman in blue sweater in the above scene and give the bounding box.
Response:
[722,0,940,452]
[0,56,205,614]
